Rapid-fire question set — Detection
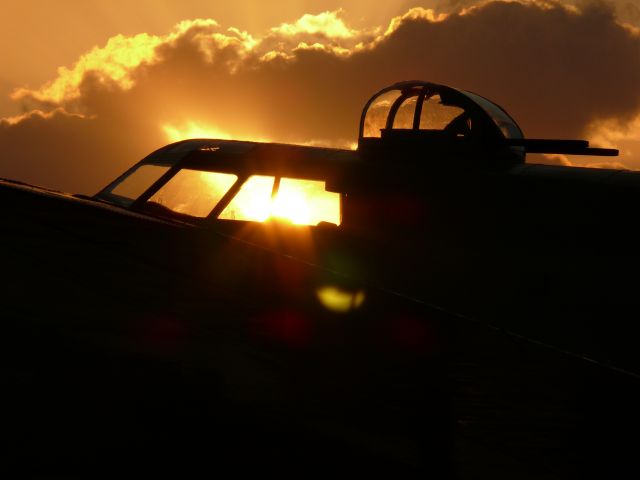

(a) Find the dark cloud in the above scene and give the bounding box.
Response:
[0,109,156,192]
[1,1,639,194]
[576,0,640,27]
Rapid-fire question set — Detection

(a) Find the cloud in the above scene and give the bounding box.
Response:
[383,7,448,35]
[1,1,639,194]
[534,154,573,166]
[11,33,163,108]
[587,114,640,148]
[271,10,359,38]
[0,109,111,190]
[531,153,630,170]
[583,161,630,169]
[10,19,221,110]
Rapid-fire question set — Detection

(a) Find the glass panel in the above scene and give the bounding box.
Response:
[419,95,466,131]
[111,165,170,201]
[218,176,341,226]
[219,175,274,221]
[392,96,417,129]
[462,91,523,139]
[274,178,341,226]
[147,170,237,218]
[362,90,402,138]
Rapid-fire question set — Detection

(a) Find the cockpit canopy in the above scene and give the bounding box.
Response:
[358,80,618,162]
[96,140,348,227]
[358,81,524,157]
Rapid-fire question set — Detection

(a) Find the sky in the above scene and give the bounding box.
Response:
[1,0,639,193]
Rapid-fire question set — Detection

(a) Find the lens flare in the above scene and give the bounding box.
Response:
[271,187,310,224]
[316,286,365,313]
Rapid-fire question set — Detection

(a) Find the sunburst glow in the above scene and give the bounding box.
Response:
[163,122,233,142]
[158,123,340,226]
[219,175,341,226]
[145,169,340,225]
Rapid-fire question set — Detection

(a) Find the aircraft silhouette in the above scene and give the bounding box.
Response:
[93,80,633,373]
[1,80,638,477]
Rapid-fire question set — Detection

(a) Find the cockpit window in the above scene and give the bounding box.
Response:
[363,90,403,138]
[393,96,418,129]
[219,175,341,226]
[146,169,237,218]
[111,165,170,204]
[420,94,466,131]
[461,91,523,139]
[219,175,274,222]
[363,88,472,138]
[275,178,341,226]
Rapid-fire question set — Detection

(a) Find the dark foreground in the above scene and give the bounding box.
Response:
[1,181,639,478]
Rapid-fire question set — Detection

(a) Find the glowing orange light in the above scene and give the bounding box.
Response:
[162,122,233,142]
[147,170,237,217]
[220,176,341,226]
[161,125,341,225]
[162,121,272,143]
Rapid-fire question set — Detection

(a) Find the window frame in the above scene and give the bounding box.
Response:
[95,140,348,228]
[127,168,341,227]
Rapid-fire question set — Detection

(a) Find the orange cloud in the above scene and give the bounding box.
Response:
[0,108,87,126]
[587,115,640,149]
[532,153,631,170]
[10,12,366,111]
[271,10,358,38]
[11,33,163,106]
[384,7,447,35]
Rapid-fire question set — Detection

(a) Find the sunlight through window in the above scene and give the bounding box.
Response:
[220,176,340,226]
[148,170,237,217]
